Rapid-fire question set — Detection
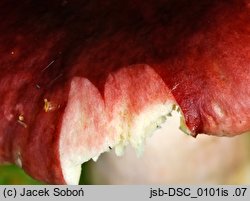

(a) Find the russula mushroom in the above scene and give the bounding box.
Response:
[0,0,249,184]
[91,114,249,184]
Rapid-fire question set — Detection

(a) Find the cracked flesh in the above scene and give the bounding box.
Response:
[0,0,249,184]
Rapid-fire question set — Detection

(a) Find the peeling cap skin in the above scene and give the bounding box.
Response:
[0,0,249,184]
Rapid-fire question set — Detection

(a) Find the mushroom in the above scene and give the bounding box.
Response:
[0,0,249,184]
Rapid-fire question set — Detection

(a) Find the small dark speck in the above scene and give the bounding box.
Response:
[109,146,112,150]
